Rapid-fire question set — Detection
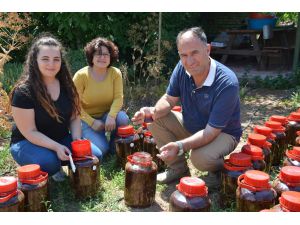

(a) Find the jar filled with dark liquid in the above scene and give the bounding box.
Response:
[124,152,157,208]
[137,122,149,148]
[265,120,287,166]
[296,131,300,146]
[0,176,24,212]
[115,125,141,168]
[261,191,300,212]
[286,112,300,146]
[17,164,49,212]
[169,177,211,212]
[273,166,300,203]
[221,153,252,208]
[70,139,100,200]
[241,144,266,172]
[236,170,276,212]
[143,131,165,172]
[283,147,300,167]
[247,133,272,173]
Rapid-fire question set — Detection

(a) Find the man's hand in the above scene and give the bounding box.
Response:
[91,119,105,132]
[105,115,116,132]
[157,142,180,163]
[55,144,71,161]
[131,107,153,125]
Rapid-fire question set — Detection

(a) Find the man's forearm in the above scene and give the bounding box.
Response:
[152,94,174,120]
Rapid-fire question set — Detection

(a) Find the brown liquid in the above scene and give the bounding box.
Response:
[124,162,157,208]
[143,141,165,172]
[115,137,141,168]
[262,147,272,173]
[236,187,276,212]
[272,132,287,166]
[0,191,25,212]
[286,121,300,146]
[169,190,211,212]
[273,178,300,204]
[69,158,100,200]
[20,180,49,212]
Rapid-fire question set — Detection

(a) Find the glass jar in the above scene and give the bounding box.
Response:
[221,153,253,208]
[236,170,276,212]
[242,144,266,172]
[286,112,300,146]
[124,152,157,208]
[17,164,49,212]
[0,176,24,212]
[137,122,149,148]
[265,120,287,166]
[169,177,211,212]
[261,191,300,212]
[296,131,300,146]
[115,125,141,168]
[273,166,300,204]
[143,131,165,172]
[283,147,300,167]
[247,133,272,173]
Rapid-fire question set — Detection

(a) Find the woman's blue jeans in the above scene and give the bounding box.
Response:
[10,134,102,176]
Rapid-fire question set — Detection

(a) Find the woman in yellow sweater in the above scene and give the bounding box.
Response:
[73,37,129,158]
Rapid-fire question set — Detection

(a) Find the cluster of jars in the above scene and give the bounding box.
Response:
[220,111,300,212]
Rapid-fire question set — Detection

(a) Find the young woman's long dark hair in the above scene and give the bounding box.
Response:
[10,33,80,122]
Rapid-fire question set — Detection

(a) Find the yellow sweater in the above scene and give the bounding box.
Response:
[73,66,123,126]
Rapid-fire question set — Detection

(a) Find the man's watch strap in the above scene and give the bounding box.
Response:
[176,141,184,156]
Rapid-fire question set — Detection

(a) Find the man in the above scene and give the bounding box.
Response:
[132,27,242,189]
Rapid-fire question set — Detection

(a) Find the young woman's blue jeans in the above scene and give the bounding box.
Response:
[10,134,102,176]
[81,110,129,156]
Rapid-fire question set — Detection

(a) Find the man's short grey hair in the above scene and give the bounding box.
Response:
[176,27,207,46]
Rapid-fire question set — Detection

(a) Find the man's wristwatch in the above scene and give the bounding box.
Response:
[176,141,184,156]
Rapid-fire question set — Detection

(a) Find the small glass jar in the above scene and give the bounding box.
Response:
[286,112,300,146]
[143,131,165,172]
[115,125,141,168]
[265,120,287,166]
[236,170,276,212]
[283,146,300,167]
[242,144,266,172]
[17,164,49,212]
[261,191,300,212]
[221,153,253,208]
[247,133,272,173]
[124,152,157,208]
[169,177,211,212]
[272,166,300,203]
[0,176,24,212]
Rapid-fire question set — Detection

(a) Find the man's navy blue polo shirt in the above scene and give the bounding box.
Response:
[166,58,242,142]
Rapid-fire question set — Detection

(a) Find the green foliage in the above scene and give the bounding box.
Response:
[0,62,23,93]
[275,12,298,24]
[66,49,86,75]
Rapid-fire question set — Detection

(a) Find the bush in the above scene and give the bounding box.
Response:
[66,49,86,75]
[0,63,23,93]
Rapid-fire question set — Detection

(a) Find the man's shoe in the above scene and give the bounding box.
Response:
[201,171,221,191]
[51,168,66,182]
[157,167,190,184]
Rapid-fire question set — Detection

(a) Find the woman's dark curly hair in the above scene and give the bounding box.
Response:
[84,37,119,67]
[10,33,81,123]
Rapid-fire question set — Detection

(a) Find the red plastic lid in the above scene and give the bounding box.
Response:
[177,177,208,197]
[270,115,288,125]
[279,191,300,212]
[288,112,300,122]
[127,152,152,167]
[17,164,41,179]
[117,125,135,137]
[265,121,286,133]
[172,106,182,112]
[242,144,264,160]
[254,125,272,137]
[224,153,252,171]
[142,122,148,129]
[297,131,300,137]
[71,139,92,158]
[286,146,300,162]
[0,177,17,193]
[144,131,152,137]
[247,133,267,148]
[238,170,271,191]
[279,166,300,185]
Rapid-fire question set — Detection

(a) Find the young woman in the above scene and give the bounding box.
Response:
[10,34,102,181]
[73,37,129,156]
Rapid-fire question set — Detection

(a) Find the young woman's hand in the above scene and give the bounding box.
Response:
[55,145,71,161]
[91,119,105,131]
[105,115,116,132]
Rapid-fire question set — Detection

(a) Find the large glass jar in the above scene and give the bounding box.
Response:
[236,170,276,212]
[272,166,300,203]
[261,191,300,212]
[115,125,141,168]
[247,133,272,173]
[265,120,287,166]
[169,177,211,212]
[17,164,49,212]
[143,130,165,172]
[242,144,266,172]
[283,146,300,167]
[221,153,252,208]
[124,152,157,208]
[286,112,300,146]
[0,176,24,212]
